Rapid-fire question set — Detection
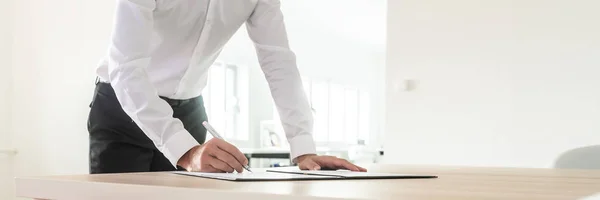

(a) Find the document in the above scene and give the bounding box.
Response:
[173,171,340,181]
[174,167,437,181]
[266,168,438,179]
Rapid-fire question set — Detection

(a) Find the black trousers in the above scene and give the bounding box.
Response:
[87,82,208,174]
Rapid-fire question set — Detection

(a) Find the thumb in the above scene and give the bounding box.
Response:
[299,158,321,171]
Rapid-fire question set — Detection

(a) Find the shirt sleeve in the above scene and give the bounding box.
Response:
[245,0,317,163]
[106,0,199,168]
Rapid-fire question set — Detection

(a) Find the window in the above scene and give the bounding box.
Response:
[273,77,371,146]
[203,61,249,142]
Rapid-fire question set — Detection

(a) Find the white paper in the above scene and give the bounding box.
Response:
[266,168,435,178]
[173,171,340,181]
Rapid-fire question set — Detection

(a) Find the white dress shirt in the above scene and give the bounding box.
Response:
[95,0,316,167]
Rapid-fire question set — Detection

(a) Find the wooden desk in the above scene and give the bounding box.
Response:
[15,164,600,200]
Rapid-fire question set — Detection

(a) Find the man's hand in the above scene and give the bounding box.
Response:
[296,154,367,172]
[177,138,248,173]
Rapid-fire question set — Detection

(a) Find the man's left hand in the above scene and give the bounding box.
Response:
[295,154,367,172]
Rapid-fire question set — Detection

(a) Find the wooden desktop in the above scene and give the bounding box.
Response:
[15,164,600,200]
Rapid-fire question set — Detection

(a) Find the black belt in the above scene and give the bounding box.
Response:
[95,81,201,108]
[160,96,198,107]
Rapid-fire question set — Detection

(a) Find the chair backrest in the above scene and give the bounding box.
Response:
[554,145,600,170]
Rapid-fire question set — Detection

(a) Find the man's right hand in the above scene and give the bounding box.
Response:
[176,138,248,173]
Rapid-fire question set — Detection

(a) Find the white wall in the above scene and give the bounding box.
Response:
[0,0,14,138]
[384,0,600,168]
[1,0,15,199]
[1,0,14,144]
[11,0,115,184]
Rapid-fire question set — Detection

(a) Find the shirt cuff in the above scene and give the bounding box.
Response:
[159,129,200,168]
[288,134,317,164]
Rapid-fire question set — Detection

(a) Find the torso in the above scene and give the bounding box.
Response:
[96,0,259,99]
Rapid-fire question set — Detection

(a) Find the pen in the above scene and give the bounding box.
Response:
[202,121,252,172]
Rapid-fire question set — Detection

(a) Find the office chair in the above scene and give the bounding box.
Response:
[554,145,600,170]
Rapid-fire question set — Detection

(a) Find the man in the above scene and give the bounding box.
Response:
[87,0,367,174]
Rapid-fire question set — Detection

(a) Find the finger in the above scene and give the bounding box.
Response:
[216,139,249,166]
[208,147,244,173]
[357,166,368,172]
[299,158,321,171]
[214,139,249,166]
[333,159,360,171]
[207,156,235,173]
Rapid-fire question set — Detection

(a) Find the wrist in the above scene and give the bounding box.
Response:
[294,153,317,164]
[177,145,200,169]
